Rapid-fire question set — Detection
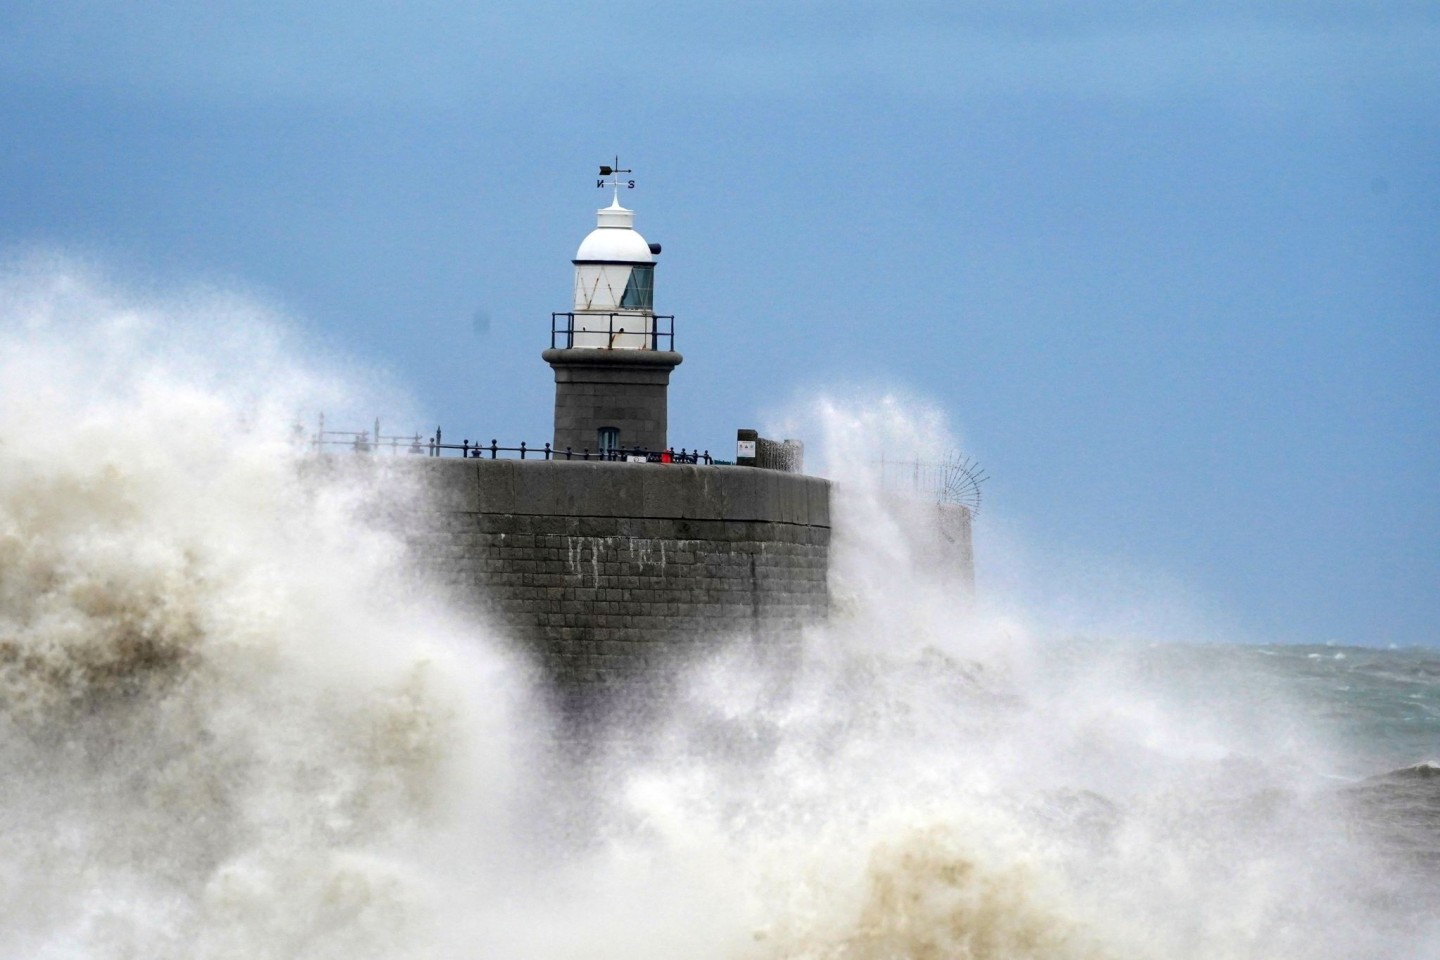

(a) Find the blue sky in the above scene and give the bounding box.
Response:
[2,2,1436,645]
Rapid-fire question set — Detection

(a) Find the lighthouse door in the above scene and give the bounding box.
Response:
[598,426,620,458]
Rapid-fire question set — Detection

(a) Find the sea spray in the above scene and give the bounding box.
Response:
[558,397,1438,960]
[0,261,529,959]
[0,262,1435,959]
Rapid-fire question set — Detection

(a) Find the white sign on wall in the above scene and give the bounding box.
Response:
[737,440,757,458]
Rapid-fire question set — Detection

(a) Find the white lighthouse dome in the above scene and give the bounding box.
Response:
[574,198,655,264]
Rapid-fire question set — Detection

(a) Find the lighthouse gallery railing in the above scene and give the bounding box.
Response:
[549,312,675,351]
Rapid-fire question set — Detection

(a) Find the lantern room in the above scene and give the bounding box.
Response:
[569,197,662,349]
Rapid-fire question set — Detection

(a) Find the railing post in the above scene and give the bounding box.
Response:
[490,439,498,459]
[520,440,527,460]
[565,446,572,460]
[462,438,469,457]
[544,442,551,460]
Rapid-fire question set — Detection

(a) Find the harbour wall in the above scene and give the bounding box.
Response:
[409,458,832,710]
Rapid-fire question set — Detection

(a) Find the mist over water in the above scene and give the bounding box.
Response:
[0,263,1435,959]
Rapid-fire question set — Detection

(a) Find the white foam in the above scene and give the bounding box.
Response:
[1,261,1434,960]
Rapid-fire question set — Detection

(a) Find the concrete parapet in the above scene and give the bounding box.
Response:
[407,458,831,713]
[424,458,830,528]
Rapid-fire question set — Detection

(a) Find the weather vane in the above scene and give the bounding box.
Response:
[597,156,635,201]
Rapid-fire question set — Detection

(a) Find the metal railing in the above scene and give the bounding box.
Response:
[876,453,987,516]
[308,416,711,464]
[550,312,675,351]
[876,457,952,496]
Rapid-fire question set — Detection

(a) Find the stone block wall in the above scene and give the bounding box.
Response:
[412,458,831,709]
[541,348,683,455]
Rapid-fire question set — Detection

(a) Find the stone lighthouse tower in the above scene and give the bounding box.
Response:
[542,163,683,457]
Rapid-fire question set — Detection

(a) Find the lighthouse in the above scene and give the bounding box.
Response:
[543,162,683,457]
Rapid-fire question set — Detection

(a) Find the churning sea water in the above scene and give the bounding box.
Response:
[0,263,1436,959]
[1138,642,1439,777]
